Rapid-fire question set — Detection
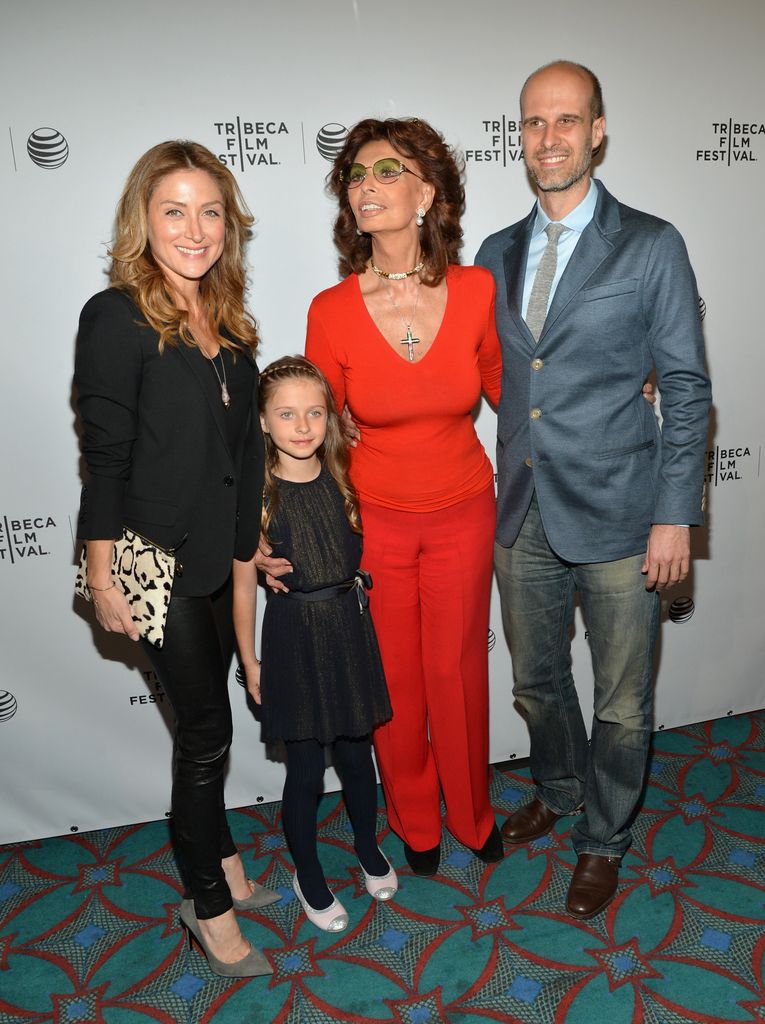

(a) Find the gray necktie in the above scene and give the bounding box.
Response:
[525,222,566,342]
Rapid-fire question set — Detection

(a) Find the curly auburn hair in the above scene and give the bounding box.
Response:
[328,117,465,287]
[259,356,361,540]
[109,140,258,354]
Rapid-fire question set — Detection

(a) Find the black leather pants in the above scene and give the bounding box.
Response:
[141,579,238,919]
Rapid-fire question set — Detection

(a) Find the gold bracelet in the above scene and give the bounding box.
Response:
[88,581,117,593]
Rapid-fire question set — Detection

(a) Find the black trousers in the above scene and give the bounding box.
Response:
[142,579,237,919]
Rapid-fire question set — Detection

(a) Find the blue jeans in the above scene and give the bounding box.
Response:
[494,495,659,857]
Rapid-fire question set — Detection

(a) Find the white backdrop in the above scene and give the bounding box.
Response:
[1,0,763,844]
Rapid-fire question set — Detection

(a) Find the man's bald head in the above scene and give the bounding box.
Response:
[521,61,604,123]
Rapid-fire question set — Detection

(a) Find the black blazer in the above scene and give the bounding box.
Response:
[75,288,264,596]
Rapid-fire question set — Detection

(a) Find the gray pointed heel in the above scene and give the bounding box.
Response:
[179,899,272,978]
[232,879,281,910]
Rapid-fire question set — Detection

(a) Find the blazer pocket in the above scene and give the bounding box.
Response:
[597,439,655,460]
[581,278,639,302]
[123,495,178,526]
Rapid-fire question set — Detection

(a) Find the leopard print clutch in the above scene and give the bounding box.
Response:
[75,528,182,648]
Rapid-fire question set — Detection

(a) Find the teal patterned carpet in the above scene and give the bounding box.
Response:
[1,711,764,1023]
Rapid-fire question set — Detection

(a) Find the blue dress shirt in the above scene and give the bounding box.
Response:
[521,178,599,320]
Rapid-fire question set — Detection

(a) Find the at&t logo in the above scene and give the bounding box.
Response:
[27,127,69,168]
[316,123,348,162]
[0,691,18,722]
[668,597,695,624]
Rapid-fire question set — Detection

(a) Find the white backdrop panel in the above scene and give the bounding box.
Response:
[1,0,763,843]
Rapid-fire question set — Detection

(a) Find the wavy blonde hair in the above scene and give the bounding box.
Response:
[109,140,258,353]
[259,356,361,540]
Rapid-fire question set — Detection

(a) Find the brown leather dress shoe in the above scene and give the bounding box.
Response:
[566,854,620,919]
[501,799,563,845]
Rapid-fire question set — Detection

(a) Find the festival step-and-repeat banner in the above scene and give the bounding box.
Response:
[1,0,763,843]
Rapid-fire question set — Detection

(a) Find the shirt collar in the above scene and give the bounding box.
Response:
[531,177,599,238]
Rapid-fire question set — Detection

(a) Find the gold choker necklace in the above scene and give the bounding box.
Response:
[370,260,424,281]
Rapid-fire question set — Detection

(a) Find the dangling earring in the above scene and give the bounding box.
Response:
[356,227,364,236]
[415,207,425,227]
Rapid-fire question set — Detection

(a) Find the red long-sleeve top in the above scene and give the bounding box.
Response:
[306,264,502,513]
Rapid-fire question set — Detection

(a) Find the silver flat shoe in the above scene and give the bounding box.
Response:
[292,875,348,932]
[179,899,272,978]
[360,848,398,901]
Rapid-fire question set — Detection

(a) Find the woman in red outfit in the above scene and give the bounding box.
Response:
[300,118,504,874]
[259,118,500,872]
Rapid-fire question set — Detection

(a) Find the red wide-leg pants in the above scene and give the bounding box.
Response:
[361,484,496,851]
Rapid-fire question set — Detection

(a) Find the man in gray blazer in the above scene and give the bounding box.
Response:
[476,61,711,919]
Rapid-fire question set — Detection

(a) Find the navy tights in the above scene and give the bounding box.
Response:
[283,737,388,909]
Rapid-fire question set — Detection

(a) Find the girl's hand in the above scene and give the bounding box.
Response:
[642,381,657,406]
[90,582,140,641]
[341,404,360,447]
[255,533,292,593]
[243,659,262,704]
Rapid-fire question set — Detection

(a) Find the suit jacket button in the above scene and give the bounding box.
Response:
[531,358,544,370]
[530,408,542,420]
[524,457,533,468]
[224,475,234,487]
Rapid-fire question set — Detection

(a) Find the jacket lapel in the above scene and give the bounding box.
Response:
[539,182,620,342]
[176,344,232,457]
[502,208,536,350]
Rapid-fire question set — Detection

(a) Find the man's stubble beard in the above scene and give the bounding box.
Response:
[528,140,593,194]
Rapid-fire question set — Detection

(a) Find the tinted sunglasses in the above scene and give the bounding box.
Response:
[341,157,424,188]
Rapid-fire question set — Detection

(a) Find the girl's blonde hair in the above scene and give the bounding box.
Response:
[109,140,258,354]
[259,356,361,539]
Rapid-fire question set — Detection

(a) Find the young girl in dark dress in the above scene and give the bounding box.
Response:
[233,356,395,932]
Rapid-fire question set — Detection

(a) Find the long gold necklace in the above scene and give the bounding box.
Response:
[207,351,231,408]
[192,313,231,408]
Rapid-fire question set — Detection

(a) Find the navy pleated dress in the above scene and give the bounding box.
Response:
[259,464,391,744]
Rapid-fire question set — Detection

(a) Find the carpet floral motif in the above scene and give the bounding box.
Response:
[1,712,763,1023]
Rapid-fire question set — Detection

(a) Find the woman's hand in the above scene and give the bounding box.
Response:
[91,582,140,641]
[242,658,262,704]
[341,405,360,447]
[86,539,140,641]
[642,381,657,406]
[254,533,292,593]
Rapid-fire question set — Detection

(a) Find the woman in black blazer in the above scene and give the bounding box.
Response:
[75,141,274,978]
